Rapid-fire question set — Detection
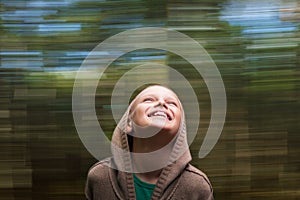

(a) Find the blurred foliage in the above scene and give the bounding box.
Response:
[0,0,299,199]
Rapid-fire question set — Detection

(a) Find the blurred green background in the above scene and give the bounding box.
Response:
[0,0,299,199]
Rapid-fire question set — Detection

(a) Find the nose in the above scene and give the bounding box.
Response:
[156,99,168,109]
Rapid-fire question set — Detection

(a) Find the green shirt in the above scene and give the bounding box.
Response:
[133,174,156,200]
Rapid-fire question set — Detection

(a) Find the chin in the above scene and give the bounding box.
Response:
[151,124,177,134]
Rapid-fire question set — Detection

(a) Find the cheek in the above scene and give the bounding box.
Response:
[172,110,182,128]
[174,114,182,127]
[131,106,148,124]
[174,109,182,121]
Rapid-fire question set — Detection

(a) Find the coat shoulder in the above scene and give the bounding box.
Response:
[85,158,115,200]
[184,164,213,190]
[178,164,214,199]
[86,158,111,183]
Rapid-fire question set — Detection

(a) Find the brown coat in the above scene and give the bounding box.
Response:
[85,154,213,200]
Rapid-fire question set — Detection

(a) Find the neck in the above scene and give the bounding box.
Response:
[131,132,175,183]
[132,137,159,153]
[132,131,174,153]
[135,169,162,184]
[131,141,162,184]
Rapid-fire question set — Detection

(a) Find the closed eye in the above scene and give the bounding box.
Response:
[143,97,154,102]
[167,101,178,107]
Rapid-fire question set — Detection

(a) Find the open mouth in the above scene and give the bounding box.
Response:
[147,110,172,121]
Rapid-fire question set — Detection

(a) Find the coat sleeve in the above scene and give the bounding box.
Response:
[85,169,95,200]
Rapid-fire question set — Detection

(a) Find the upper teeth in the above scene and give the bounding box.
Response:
[152,111,167,118]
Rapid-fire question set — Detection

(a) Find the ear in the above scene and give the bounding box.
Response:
[126,118,133,133]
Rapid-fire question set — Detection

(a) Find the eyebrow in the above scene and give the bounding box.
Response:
[165,97,179,102]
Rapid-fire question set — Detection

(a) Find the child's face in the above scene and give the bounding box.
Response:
[129,86,182,136]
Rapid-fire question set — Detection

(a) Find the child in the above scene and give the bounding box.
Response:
[85,85,213,200]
